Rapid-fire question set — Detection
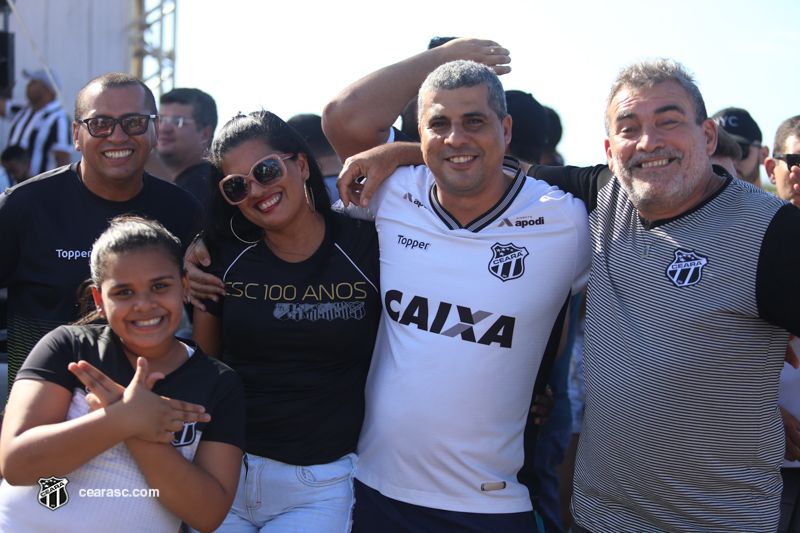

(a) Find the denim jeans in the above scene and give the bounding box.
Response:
[216,452,357,533]
[534,425,571,533]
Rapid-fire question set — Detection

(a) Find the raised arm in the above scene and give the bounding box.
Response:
[322,38,510,161]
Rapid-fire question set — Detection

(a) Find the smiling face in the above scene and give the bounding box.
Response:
[221,139,311,234]
[92,246,188,361]
[156,102,210,174]
[419,84,511,205]
[605,80,717,220]
[73,84,158,200]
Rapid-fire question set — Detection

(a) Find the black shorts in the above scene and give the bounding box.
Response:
[352,479,540,533]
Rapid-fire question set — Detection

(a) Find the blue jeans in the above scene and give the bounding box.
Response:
[352,479,539,533]
[534,425,571,533]
[216,452,357,533]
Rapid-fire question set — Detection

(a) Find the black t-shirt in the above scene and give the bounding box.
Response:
[19,324,246,451]
[174,162,212,207]
[0,164,204,384]
[203,212,381,465]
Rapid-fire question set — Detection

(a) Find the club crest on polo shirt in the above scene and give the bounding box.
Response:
[488,243,529,282]
[666,249,708,288]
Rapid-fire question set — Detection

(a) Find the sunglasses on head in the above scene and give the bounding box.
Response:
[737,141,761,160]
[775,153,800,170]
[219,153,294,205]
[76,114,157,138]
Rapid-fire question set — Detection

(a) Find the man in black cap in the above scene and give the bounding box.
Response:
[0,68,72,176]
[505,90,549,170]
[712,107,768,188]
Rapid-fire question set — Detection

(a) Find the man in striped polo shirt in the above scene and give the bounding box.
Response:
[527,59,800,533]
[0,68,72,176]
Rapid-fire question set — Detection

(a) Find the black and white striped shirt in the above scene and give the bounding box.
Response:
[6,99,71,176]
[531,164,800,533]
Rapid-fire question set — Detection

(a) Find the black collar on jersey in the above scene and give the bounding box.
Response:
[429,156,526,232]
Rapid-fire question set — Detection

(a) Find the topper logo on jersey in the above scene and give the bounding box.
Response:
[666,249,708,287]
[38,476,69,511]
[172,421,197,447]
[488,243,529,282]
[385,289,515,348]
[403,192,427,209]
[56,248,91,260]
[497,217,546,229]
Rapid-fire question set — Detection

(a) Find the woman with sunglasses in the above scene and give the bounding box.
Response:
[192,110,381,532]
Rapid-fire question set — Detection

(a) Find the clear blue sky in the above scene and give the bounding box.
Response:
[175,0,800,180]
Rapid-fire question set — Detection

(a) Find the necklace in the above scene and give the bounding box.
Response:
[638,220,670,259]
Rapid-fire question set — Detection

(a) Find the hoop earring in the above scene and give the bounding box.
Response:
[230,211,262,245]
[304,181,316,213]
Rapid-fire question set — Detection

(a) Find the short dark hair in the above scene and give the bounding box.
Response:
[75,73,157,121]
[713,126,742,161]
[160,87,218,131]
[773,115,800,155]
[605,59,707,134]
[1,144,29,163]
[204,110,331,249]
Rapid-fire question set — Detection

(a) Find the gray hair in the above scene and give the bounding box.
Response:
[605,58,707,134]
[417,60,507,122]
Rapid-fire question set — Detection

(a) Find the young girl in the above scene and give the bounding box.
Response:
[0,216,246,533]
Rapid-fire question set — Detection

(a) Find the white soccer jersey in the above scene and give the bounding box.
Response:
[354,161,590,513]
[0,389,199,533]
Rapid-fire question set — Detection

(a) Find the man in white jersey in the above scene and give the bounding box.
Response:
[338,59,800,533]
[345,60,590,532]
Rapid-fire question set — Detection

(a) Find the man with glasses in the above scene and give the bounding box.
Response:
[155,88,217,205]
[767,116,800,207]
[0,72,202,390]
[765,114,800,533]
[712,106,768,188]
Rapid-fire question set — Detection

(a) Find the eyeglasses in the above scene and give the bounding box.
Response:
[219,153,294,204]
[775,153,800,170]
[737,141,761,160]
[159,115,196,129]
[76,114,157,138]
